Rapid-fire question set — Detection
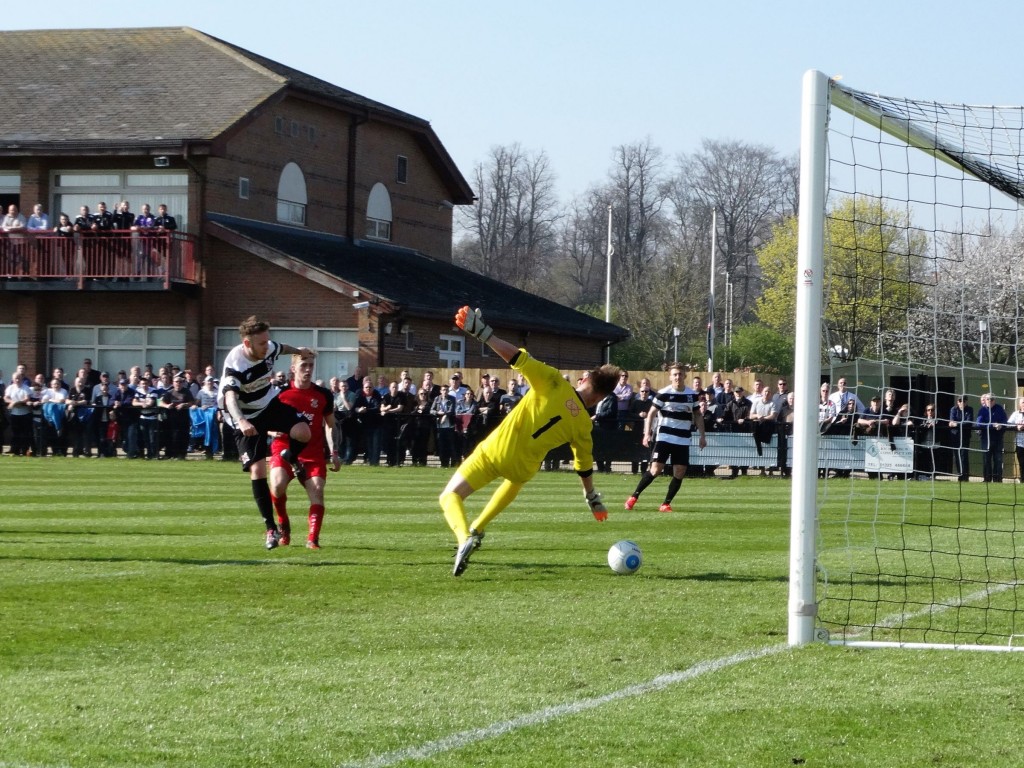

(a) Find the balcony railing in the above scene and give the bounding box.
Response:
[0,231,199,289]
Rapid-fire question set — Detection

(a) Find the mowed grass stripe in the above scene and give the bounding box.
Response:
[4,461,1021,766]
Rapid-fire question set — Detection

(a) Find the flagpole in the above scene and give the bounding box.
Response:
[707,209,717,372]
[605,204,613,324]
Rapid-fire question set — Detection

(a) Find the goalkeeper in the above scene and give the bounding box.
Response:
[441,305,621,576]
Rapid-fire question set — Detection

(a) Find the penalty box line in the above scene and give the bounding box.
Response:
[340,643,787,768]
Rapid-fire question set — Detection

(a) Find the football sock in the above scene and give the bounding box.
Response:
[470,479,523,533]
[271,493,289,531]
[440,491,470,544]
[308,504,324,541]
[252,478,275,531]
[632,471,655,498]
[664,476,683,504]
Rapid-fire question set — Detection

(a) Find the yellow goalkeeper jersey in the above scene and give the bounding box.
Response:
[474,349,594,484]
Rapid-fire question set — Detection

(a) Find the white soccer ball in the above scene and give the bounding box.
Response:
[607,540,642,575]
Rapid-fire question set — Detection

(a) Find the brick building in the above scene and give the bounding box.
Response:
[0,27,627,383]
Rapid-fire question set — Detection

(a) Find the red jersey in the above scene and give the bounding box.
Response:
[270,383,333,463]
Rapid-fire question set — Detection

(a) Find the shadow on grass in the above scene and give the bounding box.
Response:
[682,571,788,583]
[0,528,192,537]
[0,552,371,568]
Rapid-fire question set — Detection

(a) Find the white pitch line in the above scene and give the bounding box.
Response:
[340,643,787,768]
[343,581,1024,767]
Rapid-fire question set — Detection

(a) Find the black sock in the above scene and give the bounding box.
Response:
[632,470,656,498]
[288,436,307,461]
[665,476,683,504]
[252,477,275,530]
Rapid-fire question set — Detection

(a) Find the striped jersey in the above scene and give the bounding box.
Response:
[650,386,699,446]
[217,339,284,425]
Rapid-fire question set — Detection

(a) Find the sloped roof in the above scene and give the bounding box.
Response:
[208,34,426,128]
[206,213,630,343]
[0,27,443,146]
[0,27,286,143]
[0,26,474,202]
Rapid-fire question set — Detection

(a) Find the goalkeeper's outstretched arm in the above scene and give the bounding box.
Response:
[455,305,519,363]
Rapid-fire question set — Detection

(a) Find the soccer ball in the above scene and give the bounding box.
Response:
[607,540,642,575]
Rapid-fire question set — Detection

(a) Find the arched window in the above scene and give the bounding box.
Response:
[277,162,307,225]
[366,182,392,241]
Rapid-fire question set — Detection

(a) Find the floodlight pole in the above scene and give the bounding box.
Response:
[708,210,716,372]
[605,204,613,364]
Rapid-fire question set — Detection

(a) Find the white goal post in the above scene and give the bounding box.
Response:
[789,70,1024,651]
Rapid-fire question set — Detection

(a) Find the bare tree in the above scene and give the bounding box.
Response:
[673,139,794,320]
[548,191,607,307]
[453,144,559,294]
[605,138,671,288]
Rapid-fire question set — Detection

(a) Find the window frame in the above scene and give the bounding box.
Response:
[438,334,464,368]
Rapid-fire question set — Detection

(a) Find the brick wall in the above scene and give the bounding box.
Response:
[209,96,457,261]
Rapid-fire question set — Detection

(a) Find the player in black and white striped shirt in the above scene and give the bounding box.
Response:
[219,316,315,550]
[624,362,706,513]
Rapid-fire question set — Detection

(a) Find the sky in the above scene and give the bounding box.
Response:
[6,0,1024,203]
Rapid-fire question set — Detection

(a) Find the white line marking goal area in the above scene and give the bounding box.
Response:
[340,644,787,768]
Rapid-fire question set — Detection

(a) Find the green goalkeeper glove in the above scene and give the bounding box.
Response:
[455,305,493,344]
[586,490,608,522]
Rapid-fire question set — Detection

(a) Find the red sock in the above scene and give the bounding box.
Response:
[309,504,325,541]
[271,493,290,532]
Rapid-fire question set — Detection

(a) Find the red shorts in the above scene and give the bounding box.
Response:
[269,448,327,480]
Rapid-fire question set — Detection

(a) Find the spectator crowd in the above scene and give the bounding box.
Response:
[1,360,1020,483]
[1,200,177,279]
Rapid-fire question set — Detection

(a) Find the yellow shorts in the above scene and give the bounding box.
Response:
[457,447,515,491]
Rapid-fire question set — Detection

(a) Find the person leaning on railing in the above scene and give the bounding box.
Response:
[130,204,156,278]
[2,203,27,277]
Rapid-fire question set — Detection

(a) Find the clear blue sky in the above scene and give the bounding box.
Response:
[7,0,1024,201]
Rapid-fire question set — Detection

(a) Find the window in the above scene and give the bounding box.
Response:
[49,325,186,375]
[366,182,392,241]
[274,116,285,135]
[276,162,307,226]
[53,170,190,231]
[54,173,120,187]
[366,219,391,240]
[290,120,300,138]
[438,335,464,368]
[214,327,359,380]
[0,325,17,381]
[239,177,250,200]
[396,155,408,184]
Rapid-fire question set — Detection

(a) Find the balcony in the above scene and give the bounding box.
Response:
[0,231,200,291]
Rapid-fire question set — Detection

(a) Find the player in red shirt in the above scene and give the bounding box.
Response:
[269,354,341,549]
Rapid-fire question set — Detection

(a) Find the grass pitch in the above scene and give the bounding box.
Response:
[2,460,1022,767]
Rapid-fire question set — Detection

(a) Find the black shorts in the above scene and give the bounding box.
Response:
[234,397,306,471]
[650,441,690,467]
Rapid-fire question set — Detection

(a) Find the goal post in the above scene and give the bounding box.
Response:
[789,70,829,646]
[789,70,1024,651]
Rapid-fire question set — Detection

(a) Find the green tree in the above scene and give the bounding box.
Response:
[755,196,929,361]
[726,323,795,374]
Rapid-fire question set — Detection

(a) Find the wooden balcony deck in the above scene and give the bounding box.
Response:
[0,231,199,290]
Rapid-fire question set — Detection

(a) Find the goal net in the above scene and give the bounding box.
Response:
[789,71,1024,651]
